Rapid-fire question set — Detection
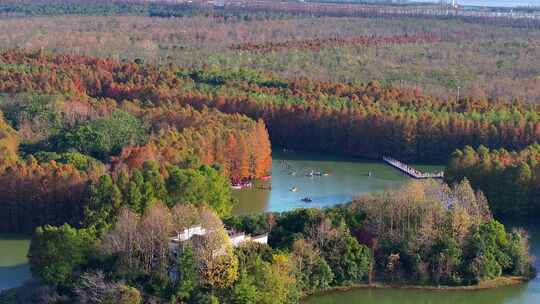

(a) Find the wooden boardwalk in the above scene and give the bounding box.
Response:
[383,156,444,179]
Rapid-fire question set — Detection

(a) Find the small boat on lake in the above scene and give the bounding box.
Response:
[231,181,252,190]
[307,170,329,177]
[301,197,313,203]
[290,187,299,192]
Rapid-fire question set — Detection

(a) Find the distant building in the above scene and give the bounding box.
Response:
[229,231,269,247]
[251,233,269,245]
[177,225,207,241]
[230,232,249,247]
[169,224,268,252]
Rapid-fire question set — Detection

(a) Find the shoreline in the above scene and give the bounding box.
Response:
[302,276,529,299]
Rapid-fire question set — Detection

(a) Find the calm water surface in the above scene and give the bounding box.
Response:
[232,151,443,215]
[0,234,31,291]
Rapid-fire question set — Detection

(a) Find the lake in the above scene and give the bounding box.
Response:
[0,234,31,292]
[232,150,443,215]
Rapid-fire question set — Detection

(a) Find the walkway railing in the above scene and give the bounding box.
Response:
[383,156,444,179]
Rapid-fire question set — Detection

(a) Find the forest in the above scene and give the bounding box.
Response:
[0,0,198,17]
[0,1,539,303]
[0,9,539,101]
[445,144,540,218]
[0,49,537,303]
[1,49,540,230]
[0,51,272,233]
[1,181,534,304]
[231,33,442,54]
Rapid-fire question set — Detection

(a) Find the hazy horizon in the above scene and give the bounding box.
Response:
[410,0,539,7]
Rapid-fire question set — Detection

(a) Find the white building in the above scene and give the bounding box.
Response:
[177,225,207,241]
[251,234,268,245]
[169,225,207,251]
[229,232,269,247]
[230,232,249,247]
[169,224,268,252]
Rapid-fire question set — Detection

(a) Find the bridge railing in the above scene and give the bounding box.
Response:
[383,156,444,179]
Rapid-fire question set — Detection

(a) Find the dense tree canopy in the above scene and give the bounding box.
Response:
[0,160,94,233]
[55,110,147,161]
[0,51,273,233]
[28,224,96,286]
[0,2,539,303]
[351,180,534,285]
[0,110,19,171]
[445,144,540,217]
[0,50,538,164]
[15,178,534,304]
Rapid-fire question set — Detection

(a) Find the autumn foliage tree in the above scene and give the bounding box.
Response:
[2,49,540,234]
[445,144,540,217]
[0,110,19,172]
[0,51,273,233]
[350,180,532,284]
[0,160,94,233]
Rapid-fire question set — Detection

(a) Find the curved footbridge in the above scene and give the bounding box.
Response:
[383,156,444,179]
